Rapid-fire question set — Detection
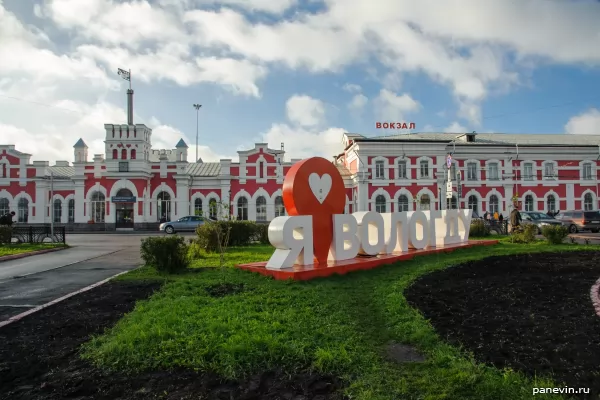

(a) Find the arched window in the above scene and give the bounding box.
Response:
[375,195,386,213]
[17,198,28,223]
[584,193,594,211]
[489,195,499,214]
[547,195,556,213]
[2,164,6,178]
[53,199,62,223]
[194,198,202,216]
[116,188,133,198]
[209,198,217,220]
[90,191,105,222]
[0,198,9,215]
[398,195,409,212]
[237,197,248,220]
[112,149,118,159]
[275,196,285,217]
[525,195,534,211]
[256,196,267,221]
[68,199,75,223]
[468,195,478,214]
[121,149,127,159]
[131,149,136,159]
[525,194,533,211]
[420,194,430,210]
[157,192,171,221]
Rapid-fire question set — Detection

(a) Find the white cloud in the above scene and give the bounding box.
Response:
[149,117,235,161]
[373,89,420,122]
[348,94,368,111]
[5,0,600,164]
[77,45,267,97]
[196,0,298,14]
[285,95,326,127]
[565,108,600,135]
[444,121,468,133]
[342,83,362,93]
[261,123,346,159]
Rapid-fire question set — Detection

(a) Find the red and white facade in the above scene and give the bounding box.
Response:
[0,126,598,230]
[337,132,600,217]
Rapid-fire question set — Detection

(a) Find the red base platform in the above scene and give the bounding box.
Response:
[236,240,499,281]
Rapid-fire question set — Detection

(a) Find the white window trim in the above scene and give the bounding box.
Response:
[579,160,596,181]
[464,159,480,182]
[255,155,269,183]
[484,159,502,181]
[520,160,535,181]
[370,188,392,212]
[416,156,434,180]
[582,189,597,211]
[542,160,558,181]
[543,190,559,213]
[393,188,413,212]
[465,190,482,214]
[394,157,411,181]
[485,190,502,214]
[371,156,390,180]
[522,190,538,212]
[415,188,436,210]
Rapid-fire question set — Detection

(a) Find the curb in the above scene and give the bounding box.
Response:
[0,246,69,263]
[591,277,600,317]
[0,270,131,329]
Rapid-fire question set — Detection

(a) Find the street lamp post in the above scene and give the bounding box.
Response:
[193,104,202,162]
[50,170,54,241]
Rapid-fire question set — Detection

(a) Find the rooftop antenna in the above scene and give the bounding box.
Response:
[117,68,133,125]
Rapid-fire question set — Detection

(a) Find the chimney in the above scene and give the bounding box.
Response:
[127,89,134,125]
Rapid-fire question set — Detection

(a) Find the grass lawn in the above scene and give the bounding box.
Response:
[0,243,67,257]
[82,239,599,400]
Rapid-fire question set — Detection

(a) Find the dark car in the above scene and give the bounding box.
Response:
[520,211,564,234]
[554,210,600,233]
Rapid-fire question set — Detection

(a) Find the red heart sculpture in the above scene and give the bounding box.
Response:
[126,144,131,148]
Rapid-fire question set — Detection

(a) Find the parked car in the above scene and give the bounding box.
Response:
[553,210,600,233]
[159,215,206,234]
[519,211,564,234]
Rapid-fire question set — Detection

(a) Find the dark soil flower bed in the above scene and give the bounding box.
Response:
[405,250,600,399]
[0,280,344,400]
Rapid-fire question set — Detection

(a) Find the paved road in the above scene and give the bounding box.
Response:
[0,234,182,321]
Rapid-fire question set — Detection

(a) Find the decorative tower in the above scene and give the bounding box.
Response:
[73,138,88,163]
[103,82,153,173]
[175,139,189,162]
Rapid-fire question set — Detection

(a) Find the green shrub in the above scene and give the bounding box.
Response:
[541,224,569,244]
[0,226,12,244]
[140,236,190,273]
[469,219,490,237]
[511,224,537,244]
[196,220,268,252]
[254,223,270,244]
[187,239,205,259]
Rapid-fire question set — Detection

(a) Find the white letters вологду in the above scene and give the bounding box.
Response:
[265,209,472,269]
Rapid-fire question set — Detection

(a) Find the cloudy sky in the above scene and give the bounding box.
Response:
[2,0,600,164]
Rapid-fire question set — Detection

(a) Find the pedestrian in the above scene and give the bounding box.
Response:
[483,211,488,220]
[1,211,15,226]
[499,213,504,223]
[493,211,499,220]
